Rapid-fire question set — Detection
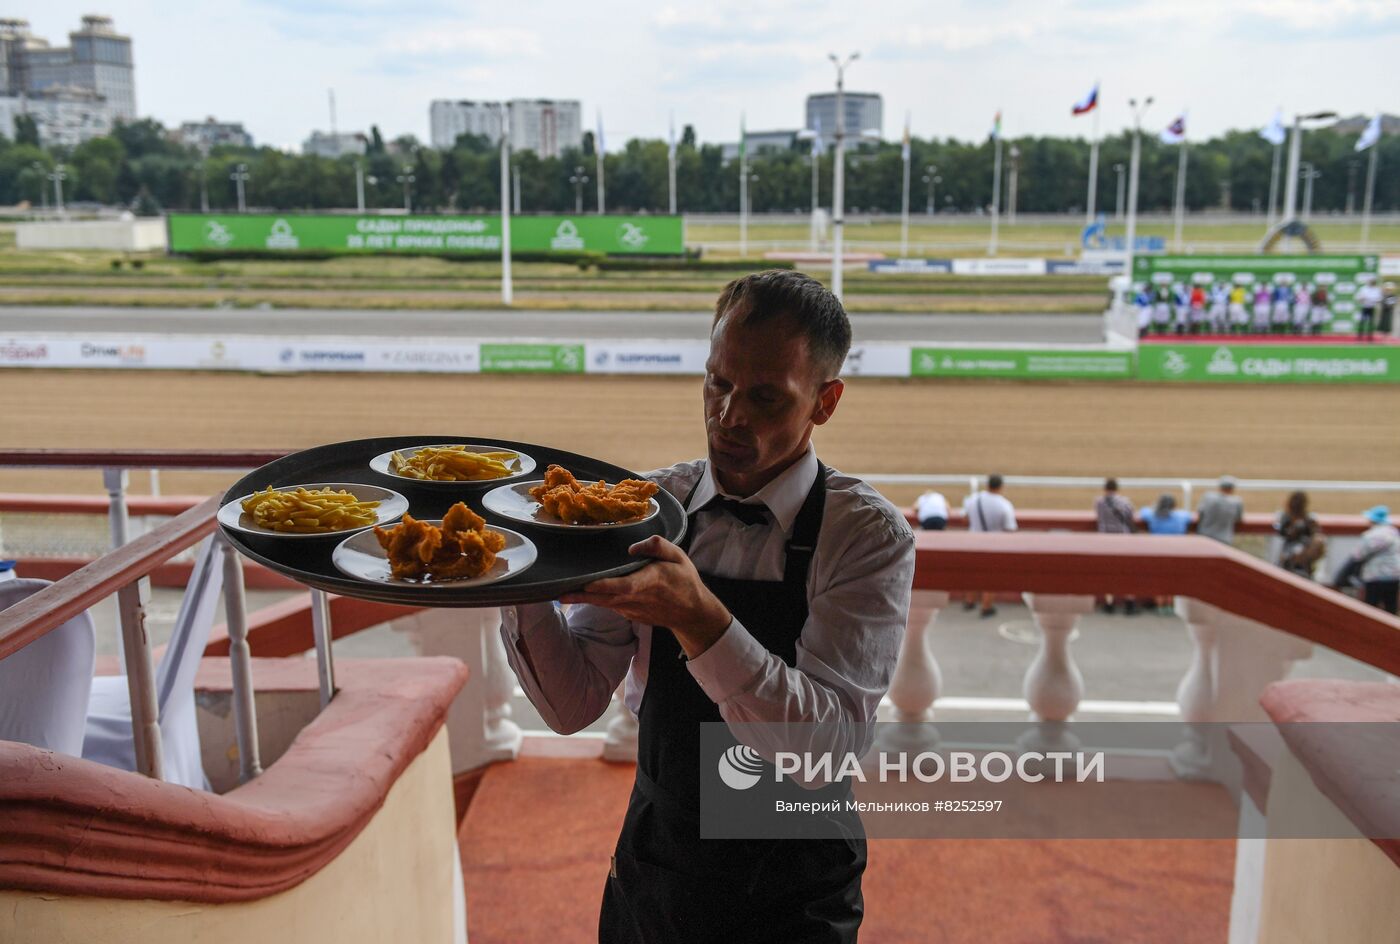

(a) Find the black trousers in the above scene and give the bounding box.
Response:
[1364,579,1399,615]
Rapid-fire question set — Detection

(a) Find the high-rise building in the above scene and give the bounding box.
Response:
[805,91,882,149]
[0,85,112,148]
[429,99,582,158]
[176,117,254,151]
[0,16,135,121]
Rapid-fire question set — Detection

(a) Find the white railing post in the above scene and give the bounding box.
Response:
[602,691,639,762]
[392,607,522,772]
[1171,598,1312,781]
[880,590,949,751]
[1021,593,1092,721]
[102,467,130,550]
[116,577,164,780]
[217,533,261,782]
[309,588,336,708]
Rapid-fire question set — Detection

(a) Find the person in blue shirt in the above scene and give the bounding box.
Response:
[1140,494,1193,613]
[1271,282,1293,334]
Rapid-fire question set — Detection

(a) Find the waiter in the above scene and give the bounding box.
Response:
[500,270,915,943]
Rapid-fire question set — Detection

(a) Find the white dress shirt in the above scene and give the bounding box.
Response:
[499,445,916,761]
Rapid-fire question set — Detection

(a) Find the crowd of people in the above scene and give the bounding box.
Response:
[915,475,1400,616]
[1132,276,1397,340]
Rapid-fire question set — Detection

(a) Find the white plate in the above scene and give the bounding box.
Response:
[369,444,536,486]
[332,521,537,587]
[218,483,408,538]
[481,480,660,531]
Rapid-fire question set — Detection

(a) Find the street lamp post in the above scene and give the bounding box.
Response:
[1299,162,1320,221]
[1010,146,1024,225]
[922,173,941,218]
[1346,159,1359,216]
[1281,111,1337,226]
[569,166,589,215]
[1123,96,1154,282]
[829,51,859,301]
[397,165,415,213]
[230,163,249,213]
[49,163,67,214]
[1113,163,1125,220]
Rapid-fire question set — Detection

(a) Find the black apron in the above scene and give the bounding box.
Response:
[599,461,867,944]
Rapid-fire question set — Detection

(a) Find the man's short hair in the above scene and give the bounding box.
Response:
[713,270,852,380]
[988,474,1004,491]
[1219,475,1237,491]
[1105,477,1119,492]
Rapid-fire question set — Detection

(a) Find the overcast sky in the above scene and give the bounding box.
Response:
[26,0,1400,150]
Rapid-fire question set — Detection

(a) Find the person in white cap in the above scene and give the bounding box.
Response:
[1195,476,1243,544]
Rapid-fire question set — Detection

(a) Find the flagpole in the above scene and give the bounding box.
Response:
[1266,142,1281,229]
[900,116,911,257]
[1124,97,1152,282]
[810,144,819,251]
[595,112,606,215]
[988,129,1002,256]
[830,53,857,302]
[1360,138,1379,250]
[499,104,513,306]
[1086,103,1100,225]
[739,115,749,258]
[668,113,677,216]
[1173,140,1188,251]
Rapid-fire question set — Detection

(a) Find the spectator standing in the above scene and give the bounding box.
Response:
[962,474,1017,618]
[915,490,949,531]
[1140,494,1194,614]
[1356,277,1382,341]
[1381,282,1397,336]
[1275,491,1325,580]
[1309,283,1330,335]
[1094,478,1138,614]
[1347,506,1400,614]
[1196,476,1244,544]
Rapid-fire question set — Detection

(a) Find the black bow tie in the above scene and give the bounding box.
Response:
[700,496,769,527]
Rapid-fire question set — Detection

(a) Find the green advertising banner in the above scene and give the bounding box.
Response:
[1138,343,1400,383]
[1131,254,1380,331]
[167,213,684,256]
[480,343,584,373]
[910,347,1135,379]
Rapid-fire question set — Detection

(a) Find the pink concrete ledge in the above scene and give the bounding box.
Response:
[0,656,468,902]
[1261,679,1400,869]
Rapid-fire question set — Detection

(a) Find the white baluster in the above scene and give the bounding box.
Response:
[1172,598,1219,778]
[481,612,524,762]
[602,691,639,762]
[879,590,948,753]
[1019,594,1093,755]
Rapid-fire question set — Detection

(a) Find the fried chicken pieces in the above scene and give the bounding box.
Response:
[528,464,658,525]
[374,502,506,581]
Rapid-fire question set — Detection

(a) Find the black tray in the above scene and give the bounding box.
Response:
[219,437,687,607]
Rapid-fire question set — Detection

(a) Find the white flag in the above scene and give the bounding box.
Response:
[1260,108,1285,146]
[1159,113,1186,145]
[1356,113,1381,152]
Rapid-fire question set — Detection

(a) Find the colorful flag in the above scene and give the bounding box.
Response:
[901,112,911,162]
[1071,84,1099,116]
[1260,108,1286,146]
[990,110,1002,141]
[1160,114,1186,145]
[1356,113,1381,152]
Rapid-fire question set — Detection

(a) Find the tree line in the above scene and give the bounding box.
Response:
[1,116,1394,217]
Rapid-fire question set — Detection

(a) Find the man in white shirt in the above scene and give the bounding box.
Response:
[915,489,949,530]
[1357,277,1383,341]
[499,270,915,944]
[962,474,1017,617]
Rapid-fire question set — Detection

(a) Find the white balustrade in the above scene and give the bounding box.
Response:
[879,590,949,752]
[392,607,522,773]
[1170,598,1312,781]
[1018,593,1094,755]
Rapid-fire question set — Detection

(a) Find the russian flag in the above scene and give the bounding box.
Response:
[1072,84,1098,116]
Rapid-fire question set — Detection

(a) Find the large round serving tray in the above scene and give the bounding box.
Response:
[218,437,687,607]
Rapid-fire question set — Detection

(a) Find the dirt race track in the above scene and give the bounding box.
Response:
[3,370,1397,514]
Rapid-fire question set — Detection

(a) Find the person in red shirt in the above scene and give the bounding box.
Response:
[1188,284,1207,335]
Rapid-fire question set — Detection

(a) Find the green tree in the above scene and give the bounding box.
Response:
[14,114,39,148]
